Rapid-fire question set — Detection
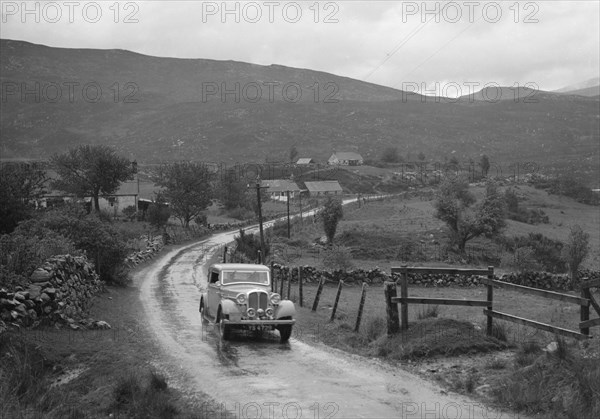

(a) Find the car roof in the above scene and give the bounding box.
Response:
[211,263,270,272]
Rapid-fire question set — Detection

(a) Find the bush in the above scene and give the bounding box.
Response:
[0,229,78,283]
[226,206,255,221]
[234,229,269,261]
[147,203,170,230]
[122,205,137,221]
[498,233,566,273]
[322,245,353,271]
[13,208,130,284]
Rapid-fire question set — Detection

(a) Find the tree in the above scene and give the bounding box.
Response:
[479,154,490,177]
[562,225,589,283]
[289,145,299,164]
[147,193,171,230]
[0,162,47,233]
[219,168,250,210]
[51,145,136,212]
[434,177,506,252]
[381,146,401,163]
[321,197,343,244]
[154,162,212,228]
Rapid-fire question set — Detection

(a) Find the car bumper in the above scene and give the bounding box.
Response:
[222,319,295,326]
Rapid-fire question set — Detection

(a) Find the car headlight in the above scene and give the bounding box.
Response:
[270,293,281,305]
[265,308,274,317]
[247,308,256,318]
[236,293,247,305]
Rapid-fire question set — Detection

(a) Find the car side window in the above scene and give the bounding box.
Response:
[210,271,220,284]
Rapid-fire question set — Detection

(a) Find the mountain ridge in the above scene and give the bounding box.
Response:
[1,39,598,182]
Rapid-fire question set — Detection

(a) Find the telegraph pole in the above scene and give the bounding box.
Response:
[248,176,267,263]
[286,190,291,238]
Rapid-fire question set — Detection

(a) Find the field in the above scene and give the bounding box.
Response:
[270,184,600,271]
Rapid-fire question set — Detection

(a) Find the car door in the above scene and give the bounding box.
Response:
[207,270,221,319]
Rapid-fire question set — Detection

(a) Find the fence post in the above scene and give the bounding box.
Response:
[222,246,227,263]
[330,280,344,322]
[257,250,262,264]
[270,261,274,293]
[287,267,292,300]
[581,284,591,336]
[486,266,494,336]
[280,268,285,296]
[401,265,408,330]
[355,282,368,332]
[384,281,400,335]
[298,266,303,307]
[312,277,325,312]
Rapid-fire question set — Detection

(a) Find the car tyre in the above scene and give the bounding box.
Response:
[218,310,231,340]
[199,300,208,325]
[277,317,293,343]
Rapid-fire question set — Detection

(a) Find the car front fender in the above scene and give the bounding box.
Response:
[275,300,296,319]
[220,299,241,319]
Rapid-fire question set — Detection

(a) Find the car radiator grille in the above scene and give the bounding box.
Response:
[248,291,268,310]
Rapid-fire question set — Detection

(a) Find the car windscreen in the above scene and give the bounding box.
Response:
[222,271,269,285]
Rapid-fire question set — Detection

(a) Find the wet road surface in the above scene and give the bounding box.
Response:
[138,211,513,418]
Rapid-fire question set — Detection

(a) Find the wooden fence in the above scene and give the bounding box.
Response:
[387,265,597,340]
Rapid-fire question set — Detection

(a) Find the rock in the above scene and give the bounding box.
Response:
[14,292,26,302]
[544,341,558,353]
[31,268,52,283]
[28,285,42,300]
[93,320,111,330]
[40,293,51,303]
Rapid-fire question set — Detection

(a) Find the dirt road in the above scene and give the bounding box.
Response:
[137,221,515,419]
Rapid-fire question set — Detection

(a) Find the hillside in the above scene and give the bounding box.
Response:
[1,39,599,182]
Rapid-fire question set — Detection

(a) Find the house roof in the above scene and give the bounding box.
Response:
[304,181,343,193]
[330,152,363,161]
[296,158,314,165]
[260,179,300,192]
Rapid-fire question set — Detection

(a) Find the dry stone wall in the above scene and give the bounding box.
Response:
[0,255,104,329]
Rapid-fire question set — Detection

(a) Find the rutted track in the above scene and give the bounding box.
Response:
[138,206,511,418]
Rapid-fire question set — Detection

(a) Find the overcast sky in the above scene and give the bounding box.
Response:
[1,1,599,94]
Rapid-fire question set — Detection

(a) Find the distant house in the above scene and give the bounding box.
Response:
[296,158,315,165]
[97,180,139,216]
[261,179,301,201]
[39,171,140,216]
[328,152,364,166]
[304,181,343,196]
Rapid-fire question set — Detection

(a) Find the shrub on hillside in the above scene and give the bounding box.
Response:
[234,229,269,261]
[322,245,354,271]
[13,207,130,284]
[0,229,78,287]
[497,233,566,273]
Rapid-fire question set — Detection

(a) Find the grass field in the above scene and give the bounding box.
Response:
[271,184,600,271]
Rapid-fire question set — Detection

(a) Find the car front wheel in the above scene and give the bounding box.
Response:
[218,311,231,340]
[277,317,293,343]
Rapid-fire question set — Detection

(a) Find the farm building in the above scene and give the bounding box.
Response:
[304,181,343,196]
[296,158,315,165]
[260,179,301,201]
[328,152,364,166]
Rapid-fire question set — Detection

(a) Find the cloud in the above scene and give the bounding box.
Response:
[0,1,597,91]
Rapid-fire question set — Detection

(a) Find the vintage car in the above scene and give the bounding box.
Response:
[199,263,296,342]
